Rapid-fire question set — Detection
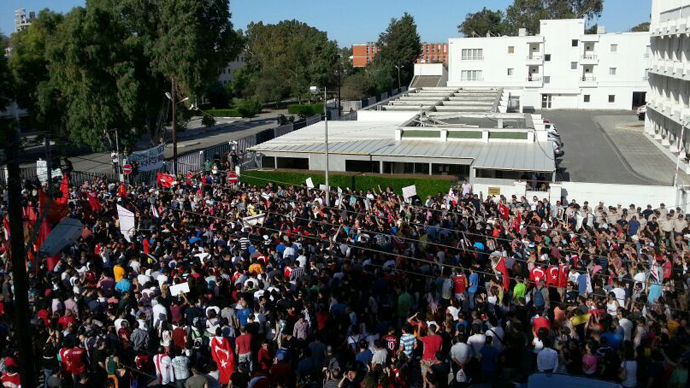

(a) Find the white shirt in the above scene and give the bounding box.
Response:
[536,347,559,373]
[154,354,173,384]
[619,318,633,342]
[486,326,505,351]
[467,334,486,357]
[450,342,472,364]
[621,360,638,388]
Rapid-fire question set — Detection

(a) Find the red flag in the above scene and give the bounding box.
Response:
[118,183,129,198]
[156,172,174,188]
[498,203,510,220]
[511,211,522,232]
[210,336,234,384]
[56,174,69,205]
[87,192,103,212]
[491,255,510,291]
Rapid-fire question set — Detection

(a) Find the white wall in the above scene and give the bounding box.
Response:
[447,19,649,110]
[356,110,418,123]
[559,182,682,210]
[414,63,445,76]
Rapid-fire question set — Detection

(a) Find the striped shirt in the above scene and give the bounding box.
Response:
[400,333,416,357]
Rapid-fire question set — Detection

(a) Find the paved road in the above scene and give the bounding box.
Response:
[541,110,663,185]
[22,115,279,174]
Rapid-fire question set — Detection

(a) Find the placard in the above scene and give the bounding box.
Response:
[402,185,417,200]
[306,177,314,188]
[170,283,190,296]
[116,205,135,242]
[488,187,501,196]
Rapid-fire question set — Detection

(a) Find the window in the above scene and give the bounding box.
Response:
[461,70,483,81]
[609,67,617,75]
[461,48,483,60]
[544,76,551,84]
[571,62,577,70]
[508,46,515,54]
[507,68,514,76]
[572,39,579,47]
[545,54,551,61]
[608,95,615,103]
[584,95,590,103]
[610,44,618,52]
[346,160,380,173]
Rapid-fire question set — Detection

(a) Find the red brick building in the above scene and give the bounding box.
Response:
[352,42,449,68]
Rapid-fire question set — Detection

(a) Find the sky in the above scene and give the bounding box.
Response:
[2,0,652,47]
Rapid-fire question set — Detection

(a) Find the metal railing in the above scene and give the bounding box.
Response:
[526,55,543,60]
[581,54,597,60]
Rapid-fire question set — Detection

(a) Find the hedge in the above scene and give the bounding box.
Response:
[240,170,453,199]
[287,103,324,117]
[207,109,240,117]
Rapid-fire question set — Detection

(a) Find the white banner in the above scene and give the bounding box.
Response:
[36,160,62,183]
[117,205,135,242]
[306,177,315,188]
[170,283,190,296]
[242,213,266,227]
[402,185,417,200]
[128,144,166,172]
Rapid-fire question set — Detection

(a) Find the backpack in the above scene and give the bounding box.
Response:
[533,287,545,308]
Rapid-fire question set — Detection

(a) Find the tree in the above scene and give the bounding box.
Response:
[235,98,262,118]
[504,0,604,35]
[459,8,507,37]
[374,13,421,89]
[630,22,650,32]
[340,72,374,101]
[244,20,339,102]
[0,35,13,112]
[585,23,598,34]
[206,81,231,108]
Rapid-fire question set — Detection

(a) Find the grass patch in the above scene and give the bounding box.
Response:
[241,169,454,199]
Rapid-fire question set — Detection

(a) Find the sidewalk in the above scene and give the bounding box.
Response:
[593,115,690,186]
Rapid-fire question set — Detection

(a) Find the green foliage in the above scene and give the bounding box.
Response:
[7,0,242,150]
[236,98,263,118]
[205,81,231,108]
[287,103,323,119]
[244,20,339,102]
[0,36,12,112]
[459,0,605,37]
[241,170,453,199]
[341,72,374,101]
[201,114,216,127]
[585,23,598,34]
[373,13,421,89]
[630,22,650,32]
[459,7,507,37]
[207,108,240,117]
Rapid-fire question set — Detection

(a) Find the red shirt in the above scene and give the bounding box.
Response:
[546,266,559,287]
[236,333,252,354]
[58,315,75,329]
[59,347,72,374]
[452,275,468,294]
[420,334,442,360]
[1,372,20,388]
[532,316,551,334]
[530,267,545,283]
[68,346,87,375]
[172,327,187,349]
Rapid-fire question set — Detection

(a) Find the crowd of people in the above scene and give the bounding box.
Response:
[1,154,690,388]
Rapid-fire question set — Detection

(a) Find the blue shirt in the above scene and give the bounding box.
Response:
[469,273,479,293]
[577,273,588,295]
[115,279,132,293]
[355,349,373,367]
[480,346,499,372]
[236,308,251,326]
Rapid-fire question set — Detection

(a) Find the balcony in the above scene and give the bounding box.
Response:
[526,76,543,87]
[525,55,543,65]
[674,60,685,76]
[525,35,544,43]
[579,75,597,87]
[580,54,598,65]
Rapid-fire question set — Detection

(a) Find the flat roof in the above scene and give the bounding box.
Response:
[250,120,555,172]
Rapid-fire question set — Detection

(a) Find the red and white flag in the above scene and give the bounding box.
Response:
[156,172,174,188]
[498,202,510,220]
[210,336,234,384]
[491,254,510,290]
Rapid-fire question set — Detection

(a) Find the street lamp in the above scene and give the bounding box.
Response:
[165,85,190,177]
[310,85,329,204]
[395,64,404,90]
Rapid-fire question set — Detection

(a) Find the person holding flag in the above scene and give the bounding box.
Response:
[210,328,234,385]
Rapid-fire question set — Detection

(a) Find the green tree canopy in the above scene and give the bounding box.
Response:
[630,22,650,32]
[459,8,507,37]
[373,12,421,88]
[0,35,13,112]
[244,20,338,103]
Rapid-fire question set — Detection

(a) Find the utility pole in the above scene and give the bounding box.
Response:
[5,129,36,388]
[323,88,330,204]
[395,64,402,90]
[171,78,178,177]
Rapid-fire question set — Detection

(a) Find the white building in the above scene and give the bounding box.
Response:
[446,19,649,111]
[14,9,35,33]
[217,53,246,86]
[645,0,690,172]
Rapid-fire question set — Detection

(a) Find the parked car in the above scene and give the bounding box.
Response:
[551,140,564,157]
[637,105,646,120]
[544,123,560,138]
[548,133,563,147]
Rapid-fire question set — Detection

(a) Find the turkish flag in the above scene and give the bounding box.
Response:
[87,192,103,212]
[210,336,234,384]
[511,211,522,232]
[156,172,174,188]
[56,174,69,205]
[498,203,510,220]
[491,255,510,290]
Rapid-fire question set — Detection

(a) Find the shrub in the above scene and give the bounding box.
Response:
[207,109,240,117]
[201,115,216,127]
[287,103,324,119]
[236,98,263,118]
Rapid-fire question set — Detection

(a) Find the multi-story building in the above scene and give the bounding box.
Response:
[14,9,35,33]
[217,52,246,86]
[352,42,449,68]
[645,0,690,166]
[446,19,649,110]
